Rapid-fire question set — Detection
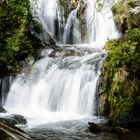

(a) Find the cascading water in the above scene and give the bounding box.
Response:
[0,76,14,106]
[84,0,120,45]
[62,6,81,44]
[4,0,120,125]
[4,47,105,117]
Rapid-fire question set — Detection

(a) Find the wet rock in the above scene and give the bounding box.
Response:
[0,129,13,140]
[33,49,44,61]
[78,0,87,41]
[0,114,27,126]
[11,114,27,125]
[88,122,110,133]
[88,122,102,132]
[110,126,130,133]
[48,35,56,45]
[88,122,130,133]
[0,114,29,139]
[98,94,110,116]
[0,106,7,113]
[0,122,31,140]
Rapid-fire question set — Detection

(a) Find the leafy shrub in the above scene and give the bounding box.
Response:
[103,28,140,124]
[0,0,40,75]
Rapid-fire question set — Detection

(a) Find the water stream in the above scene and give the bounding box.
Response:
[1,0,121,139]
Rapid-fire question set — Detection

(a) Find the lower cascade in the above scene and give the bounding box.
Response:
[4,47,106,120]
[4,0,119,125]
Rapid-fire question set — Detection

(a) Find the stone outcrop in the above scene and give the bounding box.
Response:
[0,113,30,140]
[98,94,110,116]
[0,122,31,140]
[0,115,27,126]
[88,122,130,133]
[0,106,7,113]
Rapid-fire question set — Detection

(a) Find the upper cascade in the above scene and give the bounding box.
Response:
[30,0,120,46]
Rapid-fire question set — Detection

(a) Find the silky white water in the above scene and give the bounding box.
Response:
[4,0,119,125]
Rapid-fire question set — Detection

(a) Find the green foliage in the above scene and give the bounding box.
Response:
[103,28,140,124]
[105,39,136,67]
[112,0,140,32]
[0,0,33,74]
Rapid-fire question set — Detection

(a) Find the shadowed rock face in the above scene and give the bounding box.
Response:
[98,94,110,116]
[0,111,29,140]
[88,122,130,134]
[0,105,7,113]
[0,129,13,140]
[77,0,87,41]
[0,122,31,140]
[0,115,27,126]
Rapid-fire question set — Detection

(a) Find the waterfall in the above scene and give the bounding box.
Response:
[84,0,120,45]
[30,0,119,45]
[62,7,81,44]
[4,0,119,123]
[0,76,14,106]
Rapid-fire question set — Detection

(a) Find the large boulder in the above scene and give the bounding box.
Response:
[0,114,27,126]
[11,114,27,125]
[88,122,110,133]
